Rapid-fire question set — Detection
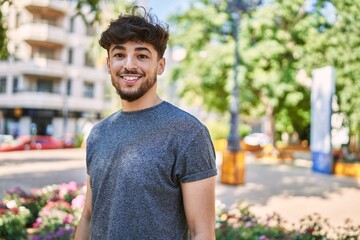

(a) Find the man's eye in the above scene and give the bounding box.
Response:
[138,54,148,59]
[114,53,124,58]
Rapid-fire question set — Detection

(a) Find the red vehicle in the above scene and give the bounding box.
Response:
[0,135,65,152]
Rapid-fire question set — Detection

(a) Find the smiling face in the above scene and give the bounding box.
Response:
[107,41,165,102]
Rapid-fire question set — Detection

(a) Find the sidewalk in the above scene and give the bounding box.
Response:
[1,149,360,229]
[216,152,360,228]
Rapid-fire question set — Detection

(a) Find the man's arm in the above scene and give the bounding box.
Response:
[181,176,216,240]
[74,175,92,240]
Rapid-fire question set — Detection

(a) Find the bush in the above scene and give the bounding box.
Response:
[0,201,30,240]
[0,182,85,240]
[215,201,360,240]
[1,183,359,239]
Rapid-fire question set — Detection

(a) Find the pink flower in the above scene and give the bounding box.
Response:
[59,181,78,199]
[33,217,42,228]
[71,195,85,210]
[63,214,74,224]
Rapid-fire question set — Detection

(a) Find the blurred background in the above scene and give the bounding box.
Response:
[0,0,359,162]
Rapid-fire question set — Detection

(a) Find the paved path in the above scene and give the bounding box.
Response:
[1,149,359,229]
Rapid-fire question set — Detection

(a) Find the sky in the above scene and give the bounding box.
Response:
[146,0,190,22]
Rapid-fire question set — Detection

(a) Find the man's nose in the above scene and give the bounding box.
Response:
[123,56,137,70]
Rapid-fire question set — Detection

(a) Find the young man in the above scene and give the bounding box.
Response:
[75,7,217,240]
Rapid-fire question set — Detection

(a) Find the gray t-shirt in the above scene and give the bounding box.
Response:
[86,101,217,239]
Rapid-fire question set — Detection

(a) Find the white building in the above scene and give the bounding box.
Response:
[0,0,110,138]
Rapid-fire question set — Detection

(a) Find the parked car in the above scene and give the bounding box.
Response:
[243,133,272,147]
[0,135,14,145]
[0,135,65,152]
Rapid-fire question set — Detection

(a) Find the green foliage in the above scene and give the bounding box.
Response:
[0,203,30,240]
[169,0,360,145]
[216,201,360,240]
[168,0,233,113]
[302,0,360,134]
[0,182,85,239]
[1,183,360,239]
[4,186,46,227]
[74,133,84,148]
[0,0,10,60]
[206,119,251,140]
[169,0,320,141]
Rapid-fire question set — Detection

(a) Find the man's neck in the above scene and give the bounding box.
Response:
[121,88,162,112]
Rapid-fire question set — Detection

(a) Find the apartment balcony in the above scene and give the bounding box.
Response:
[66,65,108,83]
[0,91,63,109]
[18,23,67,47]
[0,92,105,113]
[23,0,69,17]
[15,58,65,78]
[66,97,105,112]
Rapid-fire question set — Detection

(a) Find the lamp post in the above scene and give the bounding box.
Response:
[221,0,260,185]
[227,9,241,152]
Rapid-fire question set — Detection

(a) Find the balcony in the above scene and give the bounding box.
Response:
[0,91,63,109]
[16,59,65,78]
[0,93,105,113]
[23,0,69,17]
[18,23,66,47]
[66,97,105,112]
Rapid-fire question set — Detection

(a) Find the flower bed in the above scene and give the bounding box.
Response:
[1,182,359,239]
[0,182,85,240]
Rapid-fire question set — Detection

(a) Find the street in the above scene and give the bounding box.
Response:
[1,148,360,230]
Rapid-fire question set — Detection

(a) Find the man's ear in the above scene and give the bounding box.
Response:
[106,57,110,73]
[157,58,166,75]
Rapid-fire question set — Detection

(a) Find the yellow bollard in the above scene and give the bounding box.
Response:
[220,150,245,185]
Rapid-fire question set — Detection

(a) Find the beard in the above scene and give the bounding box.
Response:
[112,69,157,102]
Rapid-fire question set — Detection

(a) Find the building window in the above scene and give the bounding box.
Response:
[37,47,55,60]
[83,82,94,98]
[86,25,96,36]
[69,16,75,32]
[13,76,19,93]
[15,12,21,28]
[68,48,73,64]
[0,77,6,93]
[66,79,72,96]
[37,80,53,93]
[85,51,95,67]
[14,45,20,61]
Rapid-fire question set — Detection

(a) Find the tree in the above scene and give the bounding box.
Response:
[169,1,233,113]
[302,0,360,150]
[169,0,326,143]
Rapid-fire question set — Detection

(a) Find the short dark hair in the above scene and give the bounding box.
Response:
[99,6,169,59]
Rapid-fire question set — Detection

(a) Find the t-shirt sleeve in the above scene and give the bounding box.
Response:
[175,127,218,183]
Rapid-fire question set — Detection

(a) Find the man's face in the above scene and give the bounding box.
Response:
[107,41,165,102]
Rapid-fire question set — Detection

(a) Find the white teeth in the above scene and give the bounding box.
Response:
[123,76,140,81]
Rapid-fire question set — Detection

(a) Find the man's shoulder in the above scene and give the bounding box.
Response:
[163,102,208,135]
[165,102,204,125]
[90,111,121,134]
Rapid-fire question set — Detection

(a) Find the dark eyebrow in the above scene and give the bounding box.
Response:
[110,45,152,55]
[110,45,125,53]
[135,47,152,55]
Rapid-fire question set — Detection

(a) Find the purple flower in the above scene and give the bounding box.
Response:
[6,186,29,197]
[245,221,253,228]
[53,227,74,238]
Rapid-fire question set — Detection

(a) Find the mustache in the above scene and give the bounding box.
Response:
[116,69,143,76]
